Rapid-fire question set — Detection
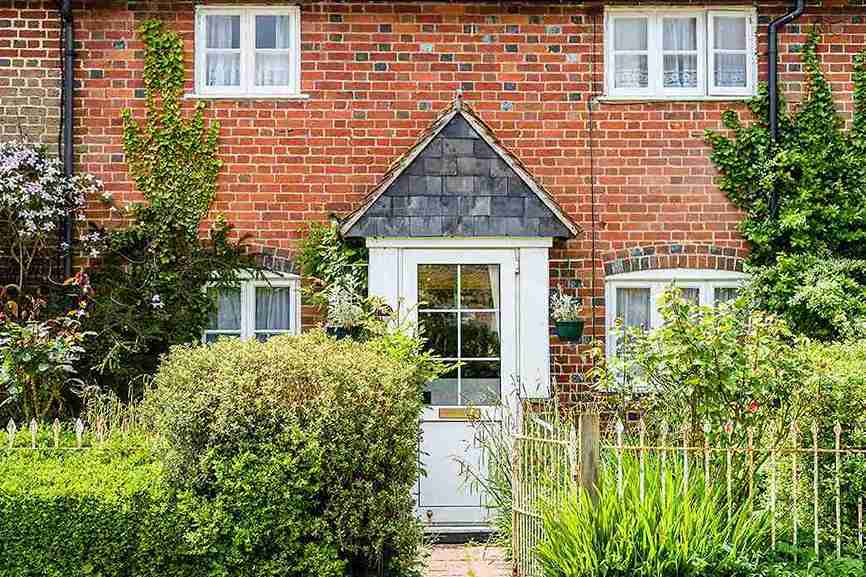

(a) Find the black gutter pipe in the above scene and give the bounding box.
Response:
[60,0,74,279]
[767,0,806,217]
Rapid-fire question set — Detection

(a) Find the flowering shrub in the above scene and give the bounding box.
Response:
[0,273,93,420]
[0,142,100,290]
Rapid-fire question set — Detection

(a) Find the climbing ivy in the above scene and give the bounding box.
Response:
[121,19,220,235]
[706,30,866,339]
[82,20,253,395]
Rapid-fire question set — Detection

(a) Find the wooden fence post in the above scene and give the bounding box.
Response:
[579,412,600,503]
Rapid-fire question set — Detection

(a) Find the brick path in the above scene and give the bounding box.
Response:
[424,545,510,577]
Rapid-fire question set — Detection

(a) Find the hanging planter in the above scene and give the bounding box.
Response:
[551,286,585,343]
[555,319,585,342]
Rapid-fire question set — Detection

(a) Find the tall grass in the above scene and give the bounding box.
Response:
[537,453,770,577]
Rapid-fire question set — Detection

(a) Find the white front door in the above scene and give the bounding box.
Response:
[402,249,518,530]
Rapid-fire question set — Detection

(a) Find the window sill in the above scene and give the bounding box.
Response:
[596,95,754,104]
[184,92,310,101]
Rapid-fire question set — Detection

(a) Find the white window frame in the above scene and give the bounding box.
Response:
[194,5,302,98]
[203,272,302,343]
[604,268,748,359]
[604,6,756,100]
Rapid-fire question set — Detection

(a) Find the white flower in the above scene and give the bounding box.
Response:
[151,294,165,310]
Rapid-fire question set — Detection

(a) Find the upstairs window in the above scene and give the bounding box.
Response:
[204,275,301,343]
[195,6,301,97]
[605,8,755,99]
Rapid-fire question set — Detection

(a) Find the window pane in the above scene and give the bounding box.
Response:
[616,287,651,330]
[615,54,648,88]
[256,287,291,331]
[714,53,747,87]
[715,287,740,305]
[663,18,697,51]
[461,361,500,405]
[208,287,241,330]
[419,312,458,357]
[206,15,240,49]
[714,16,747,50]
[460,265,498,309]
[418,265,457,309]
[206,53,240,87]
[255,53,290,86]
[426,366,458,406]
[614,18,647,51]
[461,312,500,358]
[256,15,291,49]
[664,54,698,88]
[680,287,700,305]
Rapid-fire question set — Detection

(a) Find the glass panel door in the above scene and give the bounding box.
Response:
[418,264,501,406]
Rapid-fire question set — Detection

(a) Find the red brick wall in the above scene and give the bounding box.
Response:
[60,0,866,394]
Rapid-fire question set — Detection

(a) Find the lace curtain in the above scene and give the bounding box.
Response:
[713,16,748,88]
[205,15,240,87]
[255,15,291,87]
[663,17,698,88]
[613,18,648,88]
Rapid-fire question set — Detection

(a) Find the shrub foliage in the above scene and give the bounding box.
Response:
[144,331,436,577]
[705,32,866,339]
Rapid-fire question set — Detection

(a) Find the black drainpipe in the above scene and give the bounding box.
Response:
[767,0,806,217]
[60,0,74,279]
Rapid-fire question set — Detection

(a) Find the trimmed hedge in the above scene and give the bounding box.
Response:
[1,331,437,577]
[0,438,197,577]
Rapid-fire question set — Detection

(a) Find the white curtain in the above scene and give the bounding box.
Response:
[210,288,241,331]
[614,18,648,88]
[488,264,500,330]
[713,17,747,87]
[255,15,291,86]
[663,17,698,88]
[616,287,651,330]
[206,15,240,87]
[255,287,291,331]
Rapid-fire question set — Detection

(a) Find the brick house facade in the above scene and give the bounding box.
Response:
[4,0,865,389]
[3,0,864,528]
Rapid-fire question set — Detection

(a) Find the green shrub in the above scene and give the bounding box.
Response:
[145,330,437,577]
[537,454,770,577]
[746,255,866,341]
[0,437,198,577]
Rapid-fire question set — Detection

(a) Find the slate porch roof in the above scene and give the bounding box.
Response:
[340,96,580,239]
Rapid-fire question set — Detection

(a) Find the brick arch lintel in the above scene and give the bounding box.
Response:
[251,246,297,275]
[603,244,745,277]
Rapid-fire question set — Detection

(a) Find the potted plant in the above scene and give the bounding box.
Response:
[551,287,584,342]
[324,278,367,340]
